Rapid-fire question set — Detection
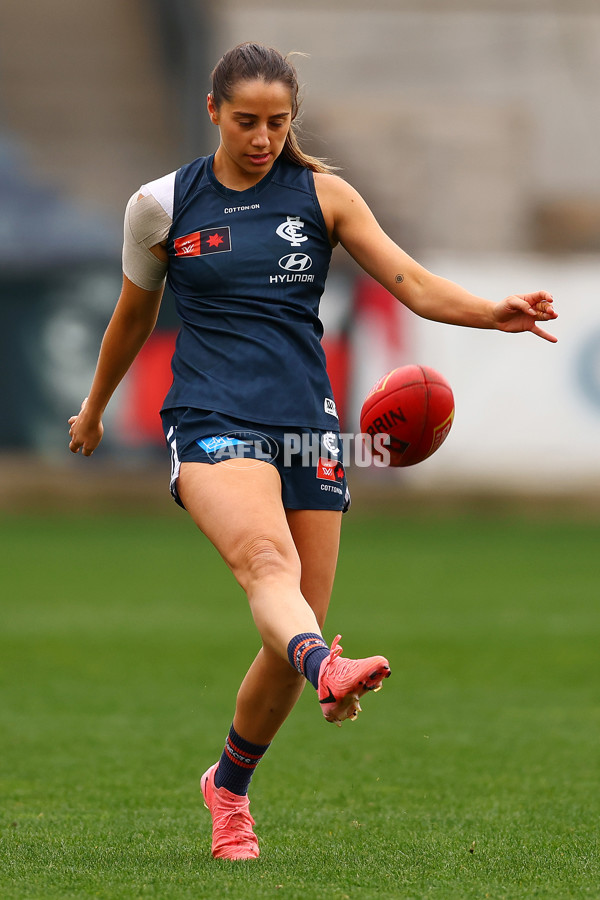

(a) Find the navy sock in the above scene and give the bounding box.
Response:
[214,724,270,796]
[287,632,330,690]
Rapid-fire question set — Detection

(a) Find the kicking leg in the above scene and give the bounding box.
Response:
[231,508,343,744]
[179,463,340,858]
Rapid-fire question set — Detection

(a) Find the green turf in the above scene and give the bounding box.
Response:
[1,509,598,899]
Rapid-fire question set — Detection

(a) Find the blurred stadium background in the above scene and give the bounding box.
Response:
[1,0,599,514]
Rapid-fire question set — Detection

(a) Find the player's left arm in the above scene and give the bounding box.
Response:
[314,173,557,343]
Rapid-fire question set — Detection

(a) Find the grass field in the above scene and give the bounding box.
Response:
[1,507,598,899]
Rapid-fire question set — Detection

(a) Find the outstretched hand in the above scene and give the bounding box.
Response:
[493,291,557,343]
[68,398,104,457]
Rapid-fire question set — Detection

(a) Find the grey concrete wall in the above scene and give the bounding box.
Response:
[214,0,600,253]
[1,1,598,253]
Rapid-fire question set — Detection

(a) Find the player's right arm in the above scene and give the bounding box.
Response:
[69,182,172,457]
[68,275,165,456]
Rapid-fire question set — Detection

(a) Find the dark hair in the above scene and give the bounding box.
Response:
[210,42,336,174]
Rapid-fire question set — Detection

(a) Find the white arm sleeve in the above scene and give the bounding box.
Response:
[122,171,175,290]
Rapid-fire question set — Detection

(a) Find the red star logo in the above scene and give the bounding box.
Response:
[207,233,224,248]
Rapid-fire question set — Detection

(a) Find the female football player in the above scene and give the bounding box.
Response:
[68,42,557,860]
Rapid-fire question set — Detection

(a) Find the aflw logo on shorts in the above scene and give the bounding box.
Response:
[317,458,345,482]
[174,227,231,257]
[324,398,338,418]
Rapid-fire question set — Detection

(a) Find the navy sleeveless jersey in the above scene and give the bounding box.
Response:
[162,154,338,429]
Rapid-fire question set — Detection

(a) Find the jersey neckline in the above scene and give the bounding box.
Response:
[206,153,281,199]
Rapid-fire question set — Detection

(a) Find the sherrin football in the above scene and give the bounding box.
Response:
[360,365,455,467]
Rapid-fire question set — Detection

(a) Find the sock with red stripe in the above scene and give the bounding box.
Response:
[287,632,330,691]
[214,724,270,796]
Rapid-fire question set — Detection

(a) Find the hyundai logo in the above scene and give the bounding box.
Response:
[278,253,313,272]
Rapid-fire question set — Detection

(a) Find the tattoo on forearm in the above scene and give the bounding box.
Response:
[395,274,404,283]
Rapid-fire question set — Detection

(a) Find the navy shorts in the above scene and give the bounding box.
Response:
[161,407,350,513]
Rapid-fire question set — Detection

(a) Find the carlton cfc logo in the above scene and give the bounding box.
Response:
[276,216,308,247]
[278,253,312,272]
